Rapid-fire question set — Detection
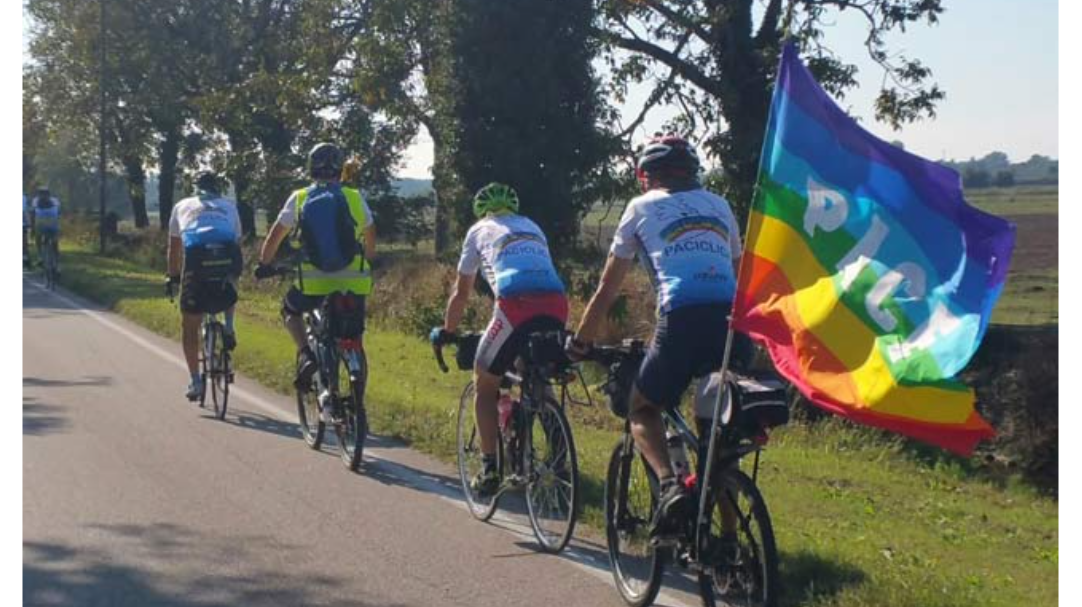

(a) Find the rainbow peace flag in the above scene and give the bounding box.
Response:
[733,44,1016,455]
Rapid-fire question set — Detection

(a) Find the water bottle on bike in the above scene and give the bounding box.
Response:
[666,429,691,483]
[497,391,513,432]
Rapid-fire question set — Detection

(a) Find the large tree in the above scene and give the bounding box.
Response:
[597,0,946,221]
[25,0,216,229]
[351,0,459,253]
[442,0,615,254]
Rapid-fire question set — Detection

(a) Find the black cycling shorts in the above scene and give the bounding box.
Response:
[281,287,367,334]
[180,277,238,315]
[636,302,731,411]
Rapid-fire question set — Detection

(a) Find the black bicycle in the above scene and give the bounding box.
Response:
[38,232,59,290]
[165,278,233,420]
[434,330,581,553]
[586,339,788,607]
[260,266,369,471]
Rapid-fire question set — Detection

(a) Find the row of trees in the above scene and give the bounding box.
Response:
[946,152,1058,189]
[23,0,947,254]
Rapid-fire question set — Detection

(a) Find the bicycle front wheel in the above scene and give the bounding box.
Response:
[606,438,663,607]
[456,381,500,521]
[198,323,212,409]
[296,350,325,450]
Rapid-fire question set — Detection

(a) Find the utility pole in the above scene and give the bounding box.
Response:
[98,0,107,253]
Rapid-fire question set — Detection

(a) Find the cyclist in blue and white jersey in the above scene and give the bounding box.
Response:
[30,186,61,272]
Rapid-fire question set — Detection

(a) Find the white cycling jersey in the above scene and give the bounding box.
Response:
[169,195,242,248]
[457,213,565,298]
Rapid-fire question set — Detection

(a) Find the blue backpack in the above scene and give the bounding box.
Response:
[298,185,359,273]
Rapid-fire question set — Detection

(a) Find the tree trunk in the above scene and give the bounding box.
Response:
[157,128,181,231]
[235,181,256,240]
[122,155,149,228]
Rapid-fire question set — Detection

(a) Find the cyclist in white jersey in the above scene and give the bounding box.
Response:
[30,186,61,272]
[431,183,569,495]
[568,135,742,539]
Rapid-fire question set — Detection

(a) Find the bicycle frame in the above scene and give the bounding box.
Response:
[460,341,573,491]
[305,308,365,398]
[612,378,766,567]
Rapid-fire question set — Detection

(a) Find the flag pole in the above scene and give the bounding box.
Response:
[694,11,795,557]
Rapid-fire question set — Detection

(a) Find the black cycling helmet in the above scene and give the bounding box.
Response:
[636,134,701,177]
[195,171,223,194]
[308,142,344,180]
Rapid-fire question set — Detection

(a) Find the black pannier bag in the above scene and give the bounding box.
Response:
[525,331,572,370]
[322,292,366,339]
[694,371,790,438]
[602,349,645,419]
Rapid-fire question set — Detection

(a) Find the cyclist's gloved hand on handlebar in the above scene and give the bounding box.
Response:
[253,263,276,280]
[565,334,592,362]
[429,327,456,346]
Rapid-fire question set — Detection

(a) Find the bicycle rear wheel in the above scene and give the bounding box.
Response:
[209,323,230,420]
[335,347,368,472]
[524,397,579,553]
[198,322,212,409]
[697,468,779,607]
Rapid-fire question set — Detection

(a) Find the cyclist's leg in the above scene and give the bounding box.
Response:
[635,306,720,535]
[627,390,674,480]
[281,288,321,385]
[177,276,207,397]
[630,310,688,482]
[473,304,517,458]
[472,367,501,456]
[50,233,60,271]
[178,277,204,376]
[281,287,314,351]
[180,312,202,375]
[218,280,239,349]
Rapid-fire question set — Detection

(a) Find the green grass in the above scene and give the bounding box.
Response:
[991,269,1058,326]
[46,241,1057,607]
[966,186,1058,217]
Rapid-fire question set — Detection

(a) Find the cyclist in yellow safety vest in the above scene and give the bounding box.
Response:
[255,142,376,393]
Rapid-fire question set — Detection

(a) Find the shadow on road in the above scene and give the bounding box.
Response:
[23,397,68,436]
[24,375,113,389]
[778,548,866,606]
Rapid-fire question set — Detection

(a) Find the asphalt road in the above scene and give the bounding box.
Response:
[23,277,701,607]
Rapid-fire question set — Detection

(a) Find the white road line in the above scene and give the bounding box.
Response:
[29,275,701,605]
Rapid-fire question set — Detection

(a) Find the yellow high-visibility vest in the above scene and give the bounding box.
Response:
[293,185,373,296]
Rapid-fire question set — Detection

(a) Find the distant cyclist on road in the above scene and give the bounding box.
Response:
[30,186,61,273]
[23,193,32,268]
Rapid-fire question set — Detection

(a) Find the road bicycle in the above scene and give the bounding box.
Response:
[38,232,59,290]
[165,278,233,420]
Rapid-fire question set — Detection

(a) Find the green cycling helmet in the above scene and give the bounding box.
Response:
[472,182,519,218]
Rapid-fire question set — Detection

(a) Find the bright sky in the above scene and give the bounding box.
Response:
[397,0,1058,178]
[22,2,1056,179]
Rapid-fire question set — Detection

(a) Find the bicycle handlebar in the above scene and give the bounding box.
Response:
[580,339,646,366]
[431,332,483,374]
[254,264,294,280]
[432,333,463,374]
[433,342,449,374]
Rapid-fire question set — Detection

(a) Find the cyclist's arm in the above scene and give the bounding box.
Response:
[574,253,633,344]
[167,235,183,277]
[442,272,475,334]
[259,221,291,265]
